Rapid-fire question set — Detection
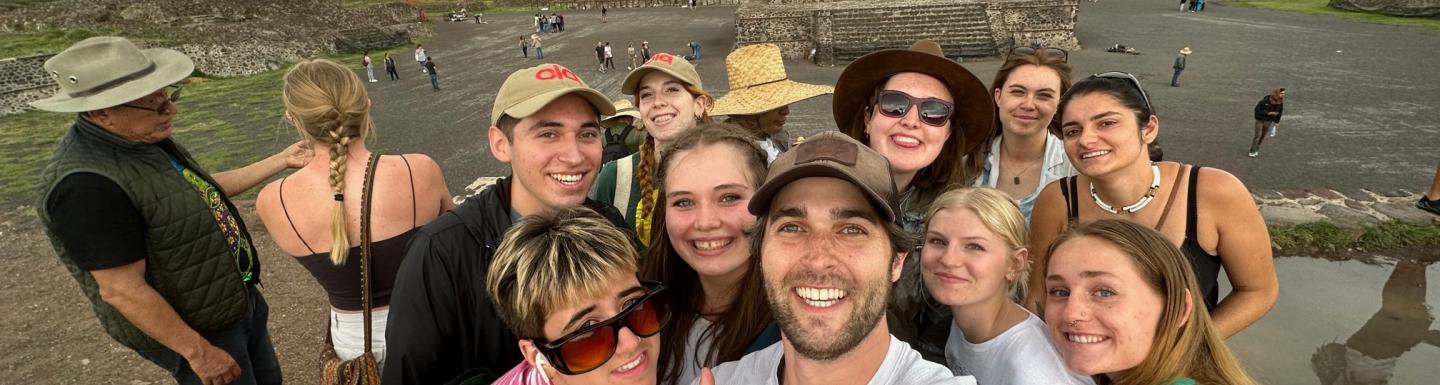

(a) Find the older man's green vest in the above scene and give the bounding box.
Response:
[37,117,252,351]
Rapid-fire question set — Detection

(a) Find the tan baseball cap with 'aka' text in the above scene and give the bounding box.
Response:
[492,63,615,124]
[748,130,899,222]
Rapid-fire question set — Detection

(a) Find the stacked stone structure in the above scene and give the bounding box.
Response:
[736,0,1078,63]
[489,0,741,9]
[0,0,423,117]
[1329,0,1440,17]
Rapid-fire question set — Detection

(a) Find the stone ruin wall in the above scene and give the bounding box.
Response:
[0,1,424,117]
[736,0,1078,63]
[488,0,741,9]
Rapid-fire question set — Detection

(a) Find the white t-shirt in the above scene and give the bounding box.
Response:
[678,317,716,385]
[944,312,1094,385]
[703,335,975,385]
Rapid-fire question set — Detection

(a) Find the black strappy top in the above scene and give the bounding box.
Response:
[281,155,421,311]
[1060,165,1223,310]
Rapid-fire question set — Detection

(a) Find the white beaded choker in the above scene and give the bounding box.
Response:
[1091,163,1161,214]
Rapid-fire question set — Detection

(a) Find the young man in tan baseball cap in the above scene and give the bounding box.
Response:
[701,131,976,385]
[384,63,640,385]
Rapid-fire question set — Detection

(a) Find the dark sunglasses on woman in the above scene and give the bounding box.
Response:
[873,90,954,127]
[533,281,670,375]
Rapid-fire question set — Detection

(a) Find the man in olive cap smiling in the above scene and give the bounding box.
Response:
[33,36,311,385]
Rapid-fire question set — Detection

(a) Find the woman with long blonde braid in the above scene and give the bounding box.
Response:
[255,58,456,370]
[591,53,711,247]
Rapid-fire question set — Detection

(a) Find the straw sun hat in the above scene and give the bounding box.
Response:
[30,36,195,113]
[1180,47,1192,55]
[711,44,833,117]
[604,99,643,127]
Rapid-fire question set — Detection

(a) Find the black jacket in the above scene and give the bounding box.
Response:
[381,177,634,385]
[1254,96,1283,122]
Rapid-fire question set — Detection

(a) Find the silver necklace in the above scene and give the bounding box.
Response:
[1091,163,1161,214]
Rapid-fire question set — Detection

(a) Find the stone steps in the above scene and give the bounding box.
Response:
[826,3,997,60]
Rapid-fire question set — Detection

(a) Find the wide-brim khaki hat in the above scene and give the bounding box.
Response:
[749,130,898,222]
[1180,47,1192,54]
[30,36,194,113]
[832,40,994,157]
[603,99,643,125]
[492,63,615,124]
[621,52,703,95]
[711,44,833,117]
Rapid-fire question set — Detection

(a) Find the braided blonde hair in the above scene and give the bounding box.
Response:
[283,59,373,265]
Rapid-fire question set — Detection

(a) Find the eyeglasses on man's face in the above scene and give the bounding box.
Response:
[118,85,183,114]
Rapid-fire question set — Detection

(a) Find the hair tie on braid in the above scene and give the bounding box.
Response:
[333,194,344,201]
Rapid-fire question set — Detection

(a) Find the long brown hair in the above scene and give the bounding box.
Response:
[282,58,374,265]
[1049,220,1256,385]
[642,122,769,385]
[635,83,714,243]
[990,48,1073,136]
[851,75,984,197]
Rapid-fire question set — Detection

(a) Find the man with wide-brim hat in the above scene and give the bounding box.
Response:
[602,98,646,156]
[712,43,834,162]
[33,36,311,385]
[831,39,996,364]
[383,62,639,385]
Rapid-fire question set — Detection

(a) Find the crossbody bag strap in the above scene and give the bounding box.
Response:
[359,152,381,354]
[615,158,634,217]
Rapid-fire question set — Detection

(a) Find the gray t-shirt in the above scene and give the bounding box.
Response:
[703,335,976,385]
[944,312,1094,385]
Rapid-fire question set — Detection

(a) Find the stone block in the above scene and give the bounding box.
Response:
[1329,0,1440,17]
[1260,205,1326,226]
[1255,191,1284,200]
[1315,203,1381,227]
[1371,201,1440,225]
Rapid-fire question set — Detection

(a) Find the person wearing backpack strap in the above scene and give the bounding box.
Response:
[602,99,645,164]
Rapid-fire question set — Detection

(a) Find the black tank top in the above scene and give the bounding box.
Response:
[278,155,426,311]
[1061,165,1222,310]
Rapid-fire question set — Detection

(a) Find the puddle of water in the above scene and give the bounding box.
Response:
[1223,257,1439,385]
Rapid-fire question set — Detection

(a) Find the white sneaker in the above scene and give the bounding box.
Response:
[1248,151,1258,158]
[369,79,378,82]
[1268,126,1277,137]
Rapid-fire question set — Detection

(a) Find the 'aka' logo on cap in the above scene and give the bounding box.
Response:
[647,54,675,65]
[534,64,584,85]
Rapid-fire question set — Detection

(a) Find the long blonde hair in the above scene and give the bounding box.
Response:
[1050,220,1256,385]
[925,187,1029,300]
[282,58,374,265]
[634,82,712,243]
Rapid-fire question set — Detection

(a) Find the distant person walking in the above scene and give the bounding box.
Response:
[1248,87,1284,157]
[689,40,701,60]
[602,5,608,22]
[1170,46,1190,87]
[627,42,638,70]
[384,52,398,81]
[595,42,607,72]
[414,44,428,73]
[604,42,616,70]
[531,33,544,59]
[641,41,652,62]
[424,57,439,91]
[557,13,565,32]
[363,50,377,82]
[518,36,528,58]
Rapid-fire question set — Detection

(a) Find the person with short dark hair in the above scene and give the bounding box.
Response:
[425,57,439,90]
[33,36,312,385]
[382,63,636,385]
[384,52,399,81]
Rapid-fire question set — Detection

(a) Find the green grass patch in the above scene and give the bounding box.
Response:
[0,52,383,205]
[1270,221,1440,253]
[1231,0,1440,31]
[0,29,100,59]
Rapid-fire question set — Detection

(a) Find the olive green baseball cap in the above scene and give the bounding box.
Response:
[491,63,615,124]
[621,52,703,95]
[748,130,898,222]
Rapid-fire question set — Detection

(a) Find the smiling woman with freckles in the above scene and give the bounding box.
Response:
[974,46,1077,223]
[1024,73,1277,339]
[1044,219,1257,385]
[833,40,997,363]
[592,53,713,247]
[640,123,779,385]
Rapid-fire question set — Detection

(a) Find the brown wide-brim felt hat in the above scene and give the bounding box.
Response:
[832,40,995,156]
